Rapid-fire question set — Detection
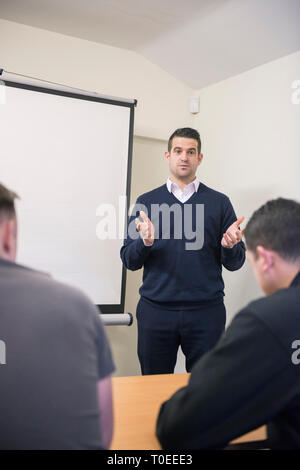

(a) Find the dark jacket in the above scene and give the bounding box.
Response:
[156,272,300,449]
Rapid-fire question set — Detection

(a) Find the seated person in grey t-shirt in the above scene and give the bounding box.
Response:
[0,183,115,450]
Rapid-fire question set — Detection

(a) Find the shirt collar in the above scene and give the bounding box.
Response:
[290,271,300,288]
[167,177,200,193]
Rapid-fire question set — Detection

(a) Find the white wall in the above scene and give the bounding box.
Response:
[194,49,300,324]
[0,19,194,140]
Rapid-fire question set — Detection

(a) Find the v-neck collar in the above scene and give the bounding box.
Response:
[164,181,206,205]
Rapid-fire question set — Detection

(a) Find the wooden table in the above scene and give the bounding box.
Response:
[110,373,266,450]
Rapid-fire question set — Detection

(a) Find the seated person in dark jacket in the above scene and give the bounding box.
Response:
[156,197,300,450]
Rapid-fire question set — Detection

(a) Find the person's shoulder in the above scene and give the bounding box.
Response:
[198,183,230,203]
[246,286,299,316]
[137,184,167,203]
[238,295,273,319]
[223,295,281,342]
[1,258,52,282]
[44,275,97,315]
[236,286,300,341]
[11,260,97,319]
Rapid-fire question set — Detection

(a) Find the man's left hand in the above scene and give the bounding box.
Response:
[221,216,245,249]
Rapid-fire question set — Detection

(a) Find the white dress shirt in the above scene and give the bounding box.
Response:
[166,177,200,203]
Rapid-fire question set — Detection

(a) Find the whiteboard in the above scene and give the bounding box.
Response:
[0,79,135,312]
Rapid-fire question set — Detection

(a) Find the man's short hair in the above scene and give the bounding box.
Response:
[168,128,202,154]
[244,198,300,261]
[0,183,19,223]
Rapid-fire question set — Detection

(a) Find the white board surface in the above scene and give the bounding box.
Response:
[0,81,133,308]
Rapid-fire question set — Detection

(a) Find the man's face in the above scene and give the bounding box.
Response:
[247,248,276,296]
[165,137,203,181]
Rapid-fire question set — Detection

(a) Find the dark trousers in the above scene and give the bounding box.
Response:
[136,297,226,375]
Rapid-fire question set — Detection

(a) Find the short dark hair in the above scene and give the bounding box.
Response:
[168,128,201,154]
[0,183,19,223]
[244,198,300,261]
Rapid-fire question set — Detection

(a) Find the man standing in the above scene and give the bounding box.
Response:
[156,198,300,450]
[0,183,115,449]
[121,128,245,375]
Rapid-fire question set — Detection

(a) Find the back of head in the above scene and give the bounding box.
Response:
[244,197,300,262]
[0,183,18,224]
[168,127,202,154]
[0,183,19,261]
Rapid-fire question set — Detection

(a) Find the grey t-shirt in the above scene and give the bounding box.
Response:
[0,258,115,449]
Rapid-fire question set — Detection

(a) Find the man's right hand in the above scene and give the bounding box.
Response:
[135,210,155,246]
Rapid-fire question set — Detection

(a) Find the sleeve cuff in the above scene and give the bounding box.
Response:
[221,242,239,255]
[142,238,154,247]
[136,237,153,253]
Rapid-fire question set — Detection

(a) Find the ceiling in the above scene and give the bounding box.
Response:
[1,0,300,89]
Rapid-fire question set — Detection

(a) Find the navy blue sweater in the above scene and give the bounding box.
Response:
[120,183,245,308]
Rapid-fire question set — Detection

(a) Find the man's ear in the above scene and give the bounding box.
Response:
[256,245,274,271]
[198,153,203,165]
[164,151,170,162]
[2,220,11,254]
[2,219,17,261]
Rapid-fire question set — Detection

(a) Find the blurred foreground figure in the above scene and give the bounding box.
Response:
[0,183,115,449]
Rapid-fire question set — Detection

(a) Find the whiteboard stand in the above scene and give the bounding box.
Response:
[100,313,133,326]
